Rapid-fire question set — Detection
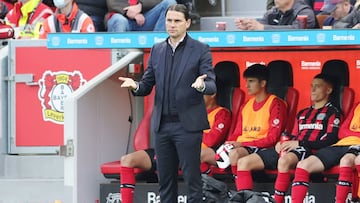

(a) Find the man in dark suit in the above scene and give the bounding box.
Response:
[119,4,216,203]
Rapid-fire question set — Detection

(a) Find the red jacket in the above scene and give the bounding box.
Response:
[5,0,52,38]
[39,3,94,39]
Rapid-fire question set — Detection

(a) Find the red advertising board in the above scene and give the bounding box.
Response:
[14,47,112,146]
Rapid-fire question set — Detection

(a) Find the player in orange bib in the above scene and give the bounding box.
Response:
[218,63,287,190]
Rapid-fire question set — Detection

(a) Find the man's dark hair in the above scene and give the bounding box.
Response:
[314,73,342,112]
[313,73,336,89]
[166,4,190,21]
[243,64,269,82]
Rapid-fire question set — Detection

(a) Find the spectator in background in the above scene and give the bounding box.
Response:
[333,0,360,28]
[321,0,353,26]
[5,0,53,39]
[106,0,176,32]
[234,0,318,30]
[39,0,95,39]
[77,0,107,31]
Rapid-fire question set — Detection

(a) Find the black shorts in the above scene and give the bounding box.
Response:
[244,146,260,154]
[289,146,312,161]
[144,148,157,172]
[314,146,349,170]
[255,148,279,170]
[347,145,360,156]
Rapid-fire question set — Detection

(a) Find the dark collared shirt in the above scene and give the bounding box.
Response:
[162,35,188,117]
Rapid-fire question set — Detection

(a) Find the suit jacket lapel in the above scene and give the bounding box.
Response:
[158,42,167,91]
[173,37,193,87]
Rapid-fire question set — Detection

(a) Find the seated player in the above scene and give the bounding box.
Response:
[211,64,287,183]
[273,73,341,203]
[291,102,360,203]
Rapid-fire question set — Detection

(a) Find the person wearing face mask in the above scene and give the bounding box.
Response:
[4,0,53,38]
[39,0,94,39]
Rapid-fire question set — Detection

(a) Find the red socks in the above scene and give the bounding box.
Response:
[291,168,310,203]
[200,162,213,176]
[336,166,353,203]
[236,170,253,191]
[231,165,237,176]
[274,172,291,203]
[120,166,136,203]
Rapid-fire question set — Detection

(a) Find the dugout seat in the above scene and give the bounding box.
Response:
[321,60,355,118]
[214,61,244,136]
[267,60,299,134]
[208,61,245,176]
[100,91,154,179]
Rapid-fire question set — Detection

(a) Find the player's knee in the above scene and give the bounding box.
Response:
[340,153,355,167]
[355,155,360,165]
[278,156,291,171]
[237,156,253,170]
[296,158,313,171]
[120,154,134,167]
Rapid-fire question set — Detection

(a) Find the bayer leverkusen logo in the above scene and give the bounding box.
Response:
[38,70,86,124]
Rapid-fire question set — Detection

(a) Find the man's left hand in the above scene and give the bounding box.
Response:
[191,74,207,91]
[134,14,145,26]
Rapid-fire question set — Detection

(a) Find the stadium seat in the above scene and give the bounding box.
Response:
[228,88,245,136]
[213,61,244,136]
[316,14,330,29]
[100,91,154,179]
[267,60,299,134]
[321,60,355,118]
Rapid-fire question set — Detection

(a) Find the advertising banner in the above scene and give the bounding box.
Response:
[100,182,338,203]
[10,42,112,151]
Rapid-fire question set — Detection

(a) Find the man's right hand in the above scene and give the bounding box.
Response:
[124,3,142,19]
[118,77,137,90]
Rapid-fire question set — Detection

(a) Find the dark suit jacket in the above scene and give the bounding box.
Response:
[134,35,216,132]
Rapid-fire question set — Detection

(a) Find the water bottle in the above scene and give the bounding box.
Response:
[279,132,290,157]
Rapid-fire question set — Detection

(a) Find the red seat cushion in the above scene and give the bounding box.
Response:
[284,87,299,133]
[342,87,355,118]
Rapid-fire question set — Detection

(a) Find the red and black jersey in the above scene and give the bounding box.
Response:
[292,102,341,150]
